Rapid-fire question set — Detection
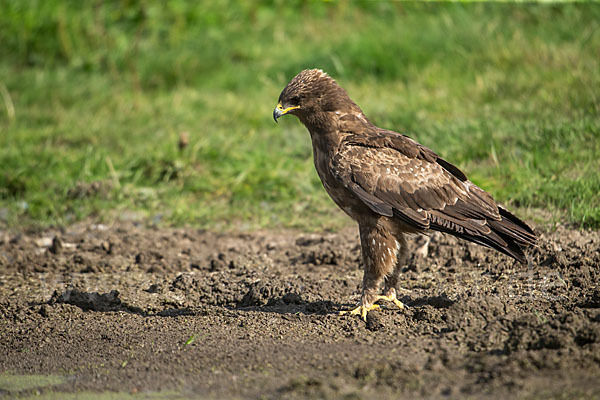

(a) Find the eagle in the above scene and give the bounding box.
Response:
[273,69,537,320]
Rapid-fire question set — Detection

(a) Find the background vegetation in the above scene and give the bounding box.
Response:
[0,1,599,230]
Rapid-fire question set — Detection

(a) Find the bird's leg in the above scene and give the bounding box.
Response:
[339,271,384,321]
[379,234,409,310]
[340,222,398,321]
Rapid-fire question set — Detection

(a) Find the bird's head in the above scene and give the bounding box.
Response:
[273,69,356,125]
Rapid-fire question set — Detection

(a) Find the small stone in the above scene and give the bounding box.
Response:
[366,311,384,331]
[306,301,333,314]
[35,237,53,248]
[282,293,303,305]
[49,236,63,254]
[39,304,49,318]
[145,284,161,294]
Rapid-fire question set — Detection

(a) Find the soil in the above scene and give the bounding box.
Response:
[0,220,599,399]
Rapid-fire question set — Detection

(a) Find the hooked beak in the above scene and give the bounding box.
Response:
[273,103,300,123]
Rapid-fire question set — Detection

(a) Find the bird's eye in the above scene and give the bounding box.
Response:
[290,96,301,105]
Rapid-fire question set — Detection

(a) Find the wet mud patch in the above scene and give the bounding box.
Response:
[0,221,599,399]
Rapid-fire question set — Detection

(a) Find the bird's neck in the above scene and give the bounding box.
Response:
[300,112,341,152]
[310,129,341,155]
[299,110,332,133]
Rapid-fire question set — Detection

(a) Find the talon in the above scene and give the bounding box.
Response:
[374,293,407,310]
[340,304,380,321]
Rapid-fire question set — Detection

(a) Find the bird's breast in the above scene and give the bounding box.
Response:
[312,145,369,221]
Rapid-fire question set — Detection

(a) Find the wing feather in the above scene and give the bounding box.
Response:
[331,129,536,262]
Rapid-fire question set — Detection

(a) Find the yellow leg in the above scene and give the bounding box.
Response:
[339,304,380,321]
[374,292,406,310]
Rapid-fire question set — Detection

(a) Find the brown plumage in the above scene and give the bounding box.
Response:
[273,69,537,320]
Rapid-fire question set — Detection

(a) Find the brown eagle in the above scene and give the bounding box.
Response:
[273,69,537,320]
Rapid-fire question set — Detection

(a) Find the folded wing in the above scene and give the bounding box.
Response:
[331,131,536,262]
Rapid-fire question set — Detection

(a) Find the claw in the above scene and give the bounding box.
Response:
[340,293,407,321]
[339,304,380,321]
[374,293,406,310]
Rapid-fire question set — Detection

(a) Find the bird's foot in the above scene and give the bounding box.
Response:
[374,292,407,310]
[339,304,380,322]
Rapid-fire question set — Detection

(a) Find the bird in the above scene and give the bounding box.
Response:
[273,69,537,321]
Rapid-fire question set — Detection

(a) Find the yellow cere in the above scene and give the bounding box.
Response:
[277,103,300,114]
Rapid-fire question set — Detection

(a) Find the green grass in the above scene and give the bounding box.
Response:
[0,2,599,230]
[0,372,65,392]
[0,372,190,399]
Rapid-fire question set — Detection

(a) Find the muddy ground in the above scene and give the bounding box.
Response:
[0,220,599,399]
